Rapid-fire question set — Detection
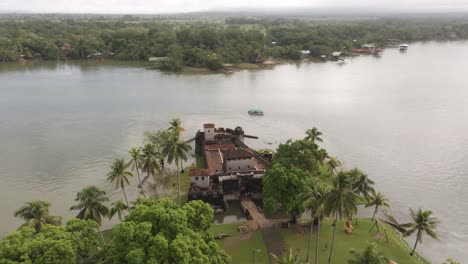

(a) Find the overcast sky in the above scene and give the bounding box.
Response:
[2,0,468,14]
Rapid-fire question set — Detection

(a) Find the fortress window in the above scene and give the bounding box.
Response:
[202,177,205,180]
[195,177,199,180]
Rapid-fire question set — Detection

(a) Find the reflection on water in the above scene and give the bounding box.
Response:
[213,201,248,224]
[1,41,468,262]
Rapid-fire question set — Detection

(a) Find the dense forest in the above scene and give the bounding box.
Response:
[1,14,468,70]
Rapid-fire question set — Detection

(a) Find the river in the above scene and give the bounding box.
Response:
[1,41,468,262]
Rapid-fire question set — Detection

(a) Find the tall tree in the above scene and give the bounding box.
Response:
[141,143,161,184]
[301,180,329,264]
[99,198,230,264]
[110,200,129,222]
[107,158,133,210]
[348,242,388,264]
[365,192,390,221]
[401,208,439,256]
[263,163,308,223]
[168,118,184,139]
[0,219,99,264]
[348,168,375,225]
[144,129,172,170]
[70,186,110,244]
[304,127,323,143]
[14,200,62,232]
[128,147,146,197]
[326,157,342,176]
[349,169,375,202]
[163,134,192,206]
[274,139,325,175]
[323,171,358,264]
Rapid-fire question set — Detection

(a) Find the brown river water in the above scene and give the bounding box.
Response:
[1,41,468,262]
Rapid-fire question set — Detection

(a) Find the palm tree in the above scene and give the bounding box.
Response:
[141,143,161,184]
[163,134,192,206]
[110,200,128,222]
[349,169,375,202]
[348,169,375,225]
[323,171,358,264]
[14,200,62,232]
[401,208,439,256]
[128,147,146,198]
[107,158,133,210]
[144,129,171,170]
[348,242,387,264]
[168,118,184,139]
[326,157,342,176]
[271,248,303,264]
[70,186,110,243]
[365,192,390,221]
[304,127,323,143]
[301,180,328,264]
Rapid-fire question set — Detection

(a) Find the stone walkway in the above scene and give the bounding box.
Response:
[240,196,288,263]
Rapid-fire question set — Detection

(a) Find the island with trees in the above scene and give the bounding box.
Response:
[0,118,458,263]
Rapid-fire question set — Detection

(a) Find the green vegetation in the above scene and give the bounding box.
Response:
[69,186,110,244]
[0,120,446,263]
[1,14,468,71]
[106,158,134,209]
[206,219,431,264]
[128,147,146,198]
[209,222,269,264]
[110,200,129,222]
[366,192,390,221]
[0,219,99,264]
[401,208,440,256]
[163,118,192,206]
[98,198,229,263]
[279,219,429,264]
[348,242,387,264]
[262,127,439,263]
[13,200,62,232]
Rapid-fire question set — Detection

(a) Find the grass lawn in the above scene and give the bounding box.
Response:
[279,218,430,264]
[210,222,269,264]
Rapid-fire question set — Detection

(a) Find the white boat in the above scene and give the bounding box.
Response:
[399,44,409,51]
[248,109,264,116]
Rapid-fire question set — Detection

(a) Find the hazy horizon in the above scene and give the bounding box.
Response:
[2,0,468,14]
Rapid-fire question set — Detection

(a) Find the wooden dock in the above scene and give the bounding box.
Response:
[240,196,268,227]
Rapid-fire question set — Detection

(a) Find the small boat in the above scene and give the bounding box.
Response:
[374,48,384,56]
[248,109,264,116]
[399,44,409,51]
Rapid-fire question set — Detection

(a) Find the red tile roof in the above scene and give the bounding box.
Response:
[224,148,254,160]
[189,168,211,177]
[205,143,236,151]
[203,123,215,128]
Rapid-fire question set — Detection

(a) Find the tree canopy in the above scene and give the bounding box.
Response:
[98,198,230,264]
[0,219,99,264]
[2,14,468,70]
